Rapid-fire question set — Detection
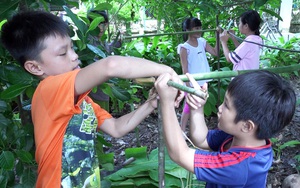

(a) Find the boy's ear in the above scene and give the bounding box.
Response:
[241,120,255,133]
[24,60,44,76]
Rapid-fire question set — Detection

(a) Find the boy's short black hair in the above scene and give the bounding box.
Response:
[227,70,296,139]
[1,11,70,67]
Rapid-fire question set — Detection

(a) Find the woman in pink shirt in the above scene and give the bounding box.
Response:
[220,10,262,71]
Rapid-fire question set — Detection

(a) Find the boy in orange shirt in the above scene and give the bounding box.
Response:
[1,11,183,187]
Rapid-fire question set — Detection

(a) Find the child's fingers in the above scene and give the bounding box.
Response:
[202,82,208,91]
[186,73,200,90]
[186,94,202,109]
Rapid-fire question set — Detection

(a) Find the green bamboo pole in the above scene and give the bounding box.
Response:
[167,81,208,100]
[178,64,300,82]
[157,102,165,188]
[164,64,300,100]
[122,29,216,39]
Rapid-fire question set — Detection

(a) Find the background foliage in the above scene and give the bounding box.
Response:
[1,0,298,187]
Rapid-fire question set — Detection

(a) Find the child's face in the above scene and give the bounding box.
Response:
[217,92,242,134]
[38,35,80,77]
[238,18,247,35]
[190,26,202,38]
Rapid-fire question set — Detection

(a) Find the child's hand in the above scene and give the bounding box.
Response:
[147,87,158,109]
[155,73,184,107]
[185,73,208,110]
[220,30,230,42]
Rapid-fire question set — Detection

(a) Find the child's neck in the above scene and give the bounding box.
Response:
[230,136,266,148]
[187,37,198,47]
[245,30,256,37]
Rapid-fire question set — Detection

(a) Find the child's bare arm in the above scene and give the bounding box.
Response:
[75,56,176,96]
[100,87,161,138]
[185,73,210,150]
[100,98,156,138]
[155,73,195,173]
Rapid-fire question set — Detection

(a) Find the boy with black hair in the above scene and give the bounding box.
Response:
[1,10,183,187]
[155,70,296,187]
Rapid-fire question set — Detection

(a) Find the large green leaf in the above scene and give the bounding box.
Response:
[15,150,33,163]
[87,17,104,32]
[0,84,31,99]
[105,148,179,181]
[44,0,66,6]
[0,151,14,170]
[63,5,88,36]
[94,3,113,11]
[0,113,10,127]
[7,69,34,85]
[87,44,106,58]
[111,85,131,101]
[0,100,7,112]
[0,0,19,21]
[125,147,147,159]
[0,169,8,188]
[254,0,268,9]
[19,168,36,187]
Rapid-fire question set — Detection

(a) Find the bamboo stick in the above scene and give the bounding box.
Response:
[135,64,300,100]
[122,29,216,39]
[178,64,300,82]
[167,81,208,100]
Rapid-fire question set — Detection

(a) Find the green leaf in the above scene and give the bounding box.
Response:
[125,40,139,51]
[96,133,112,147]
[0,151,14,170]
[87,17,103,32]
[94,3,113,11]
[87,44,106,58]
[279,140,300,150]
[19,168,36,187]
[0,113,10,127]
[111,86,131,101]
[105,148,179,181]
[254,0,268,8]
[7,70,33,85]
[15,150,33,163]
[0,169,8,188]
[98,153,114,171]
[0,84,31,100]
[63,5,88,36]
[0,0,19,21]
[125,147,147,159]
[44,0,66,6]
[0,100,7,112]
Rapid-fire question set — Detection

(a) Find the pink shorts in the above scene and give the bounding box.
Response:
[183,92,190,114]
[183,100,190,114]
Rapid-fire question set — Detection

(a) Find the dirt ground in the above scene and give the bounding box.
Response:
[103,78,300,188]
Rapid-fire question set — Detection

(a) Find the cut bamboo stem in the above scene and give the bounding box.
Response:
[167,81,208,100]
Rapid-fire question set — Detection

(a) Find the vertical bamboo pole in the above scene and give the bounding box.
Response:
[216,13,221,107]
[158,102,165,188]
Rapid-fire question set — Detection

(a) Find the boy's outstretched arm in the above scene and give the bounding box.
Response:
[155,73,195,173]
[101,83,183,138]
[75,56,176,96]
[185,74,210,150]
[100,89,158,138]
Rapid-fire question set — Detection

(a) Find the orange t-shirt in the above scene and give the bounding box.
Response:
[32,70,112,187]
